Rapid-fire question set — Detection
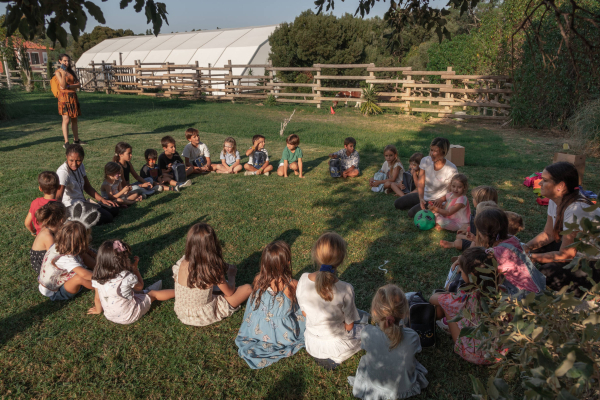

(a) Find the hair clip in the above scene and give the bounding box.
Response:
[113,240,126,252]
[319,264,335,274]
[496,233,500,241]
[385,315,395,327]
[485,248,494,255]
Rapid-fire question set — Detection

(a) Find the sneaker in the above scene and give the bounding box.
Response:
[244,171,255,176]
[179,179,192,188]
[264,172,270,176]
[73,139,87,145]
[156,185,164,193]
[174,185,180,192]
[436,317,451,335]
[63,142,69,149]
[144,280,162,293]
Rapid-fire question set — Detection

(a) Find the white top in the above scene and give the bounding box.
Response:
[220,150,241,165]
[92,271,148,324]
[56,162,87,207]
[248,148,269,164]
[548,199,600,230]
[38,244,84,297]
[380,160,404,184]
[182,142,210,160]
[419,156,458,201]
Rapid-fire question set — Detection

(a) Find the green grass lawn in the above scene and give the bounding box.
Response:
[1,91,598,399]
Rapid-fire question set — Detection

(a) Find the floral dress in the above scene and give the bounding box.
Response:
[435,192,471,231]
[235,285,306,369]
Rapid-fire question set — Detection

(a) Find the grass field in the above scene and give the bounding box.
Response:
[1,91,599,399]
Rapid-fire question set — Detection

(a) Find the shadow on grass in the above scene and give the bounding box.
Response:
[84,123,195,144]
[264,369,306,399]
[0,133,64,152]
[302,155,329,175]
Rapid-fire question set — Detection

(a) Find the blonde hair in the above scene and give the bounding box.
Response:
[371,285,408,349]
[312,232,347,302]
[471,185,498,205]
[222,137,237,156]
[449,173,469,193]
[476,200,499,215]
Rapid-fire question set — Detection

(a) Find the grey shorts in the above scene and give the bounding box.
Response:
[49,284,82,301]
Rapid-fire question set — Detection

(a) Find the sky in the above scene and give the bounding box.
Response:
[2,0,449,35]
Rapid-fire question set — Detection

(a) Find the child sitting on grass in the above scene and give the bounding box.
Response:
[244,135,273,176]
[30,202,67,274]
[277,134,304,178]
[24,171,59,236]
[182,128,215,174]
[139,149,178,192]
[296,232,369,370]
[173,223,252,326]
[439,185,498,250]
[369,145,403,193]
[158,136,192,188]
[88,239,174,324]
[329,137,359,178]
[216,137,242,174]
[38,221,94,301]
[390,152,423,197]
[236,241,306,369]
[113,142,155,197]
[506,211,525,238]
[430,173,471,231]
[100,162,143,206]
[348,284,428,399]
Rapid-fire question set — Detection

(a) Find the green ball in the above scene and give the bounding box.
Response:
[414,210,436,231]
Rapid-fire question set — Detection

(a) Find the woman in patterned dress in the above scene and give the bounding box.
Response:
[55,54,85,149]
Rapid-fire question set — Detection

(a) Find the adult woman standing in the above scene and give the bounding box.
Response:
[395,137,458,218]
[56,54,85,149]
[523,162,600,295]
[56,144,119,225]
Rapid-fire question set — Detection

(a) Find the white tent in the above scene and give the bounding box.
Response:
[75,25,278,77]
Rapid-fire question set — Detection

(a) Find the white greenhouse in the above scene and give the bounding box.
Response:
[75,24,279,77]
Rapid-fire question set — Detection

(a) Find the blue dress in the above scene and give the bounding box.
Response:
[235,287,306,369]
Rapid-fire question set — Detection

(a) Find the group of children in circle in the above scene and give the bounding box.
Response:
[24,131,549,399]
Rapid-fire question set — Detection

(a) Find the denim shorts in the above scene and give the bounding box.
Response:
[49,284,82,301]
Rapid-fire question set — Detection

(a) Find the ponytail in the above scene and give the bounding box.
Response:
[371,285,408,349]
[315,270,337,301]
[312,232,347,302]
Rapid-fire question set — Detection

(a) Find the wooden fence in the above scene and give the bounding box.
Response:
[1,61,52,89]
[79,60,512,120]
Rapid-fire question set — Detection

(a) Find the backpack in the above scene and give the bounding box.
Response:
[405,292,436,347]
[402,171,415,194]
[171,161,187,183]
[51,76,60,98]
[371,171,387,192]
[496,242,546,298]
[193,156,207,168]
[329,158,342,178]
[252,151,267,169]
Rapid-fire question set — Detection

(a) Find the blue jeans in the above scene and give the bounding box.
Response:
[49,284,82,301]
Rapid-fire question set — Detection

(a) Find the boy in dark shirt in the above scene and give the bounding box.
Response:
[158,136,192,189]
[140,149,180,192]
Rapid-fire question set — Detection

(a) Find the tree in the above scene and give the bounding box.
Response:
[2,0,168,48]
[72,26,135,60]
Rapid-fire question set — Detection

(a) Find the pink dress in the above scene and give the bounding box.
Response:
[435,193,471,231]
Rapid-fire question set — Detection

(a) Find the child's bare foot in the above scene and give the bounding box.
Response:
[440,240,454,249]
[435,225,443,231]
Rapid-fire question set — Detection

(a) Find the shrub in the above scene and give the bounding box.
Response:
[264,94,277,107]
[420,112,432,122]
[567,98,600,157]
[360,86,382,116]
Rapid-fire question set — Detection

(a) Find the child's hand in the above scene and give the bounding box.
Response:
[399,182,405,190]
[450,259,460,271]
[87,306,102,315]
[133,256,140,267]
[466,232,475,241]
[125,185,132,192]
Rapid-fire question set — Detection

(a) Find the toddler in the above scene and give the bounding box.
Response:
[24,171,59,235]
[236,241,306,369]
[244,134,273,176]
[88,239,174,324]
[113,142,154,197]
[296,232,369,370]
[329,137,359,178]
[139,149,178,192]
[369,145,403,193]
[38,221,94,301]
[277,134,304,178]
[216,137,242,174]
[430,173,471,231]
[182,128,215,173]
[30,202,67,274]
[100,162,142,206]
[173,223,252,326]
[348,284,428,399]
[158,135,192,188]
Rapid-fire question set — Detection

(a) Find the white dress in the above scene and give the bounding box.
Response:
[92,271,151,325]
[296,273,362,363]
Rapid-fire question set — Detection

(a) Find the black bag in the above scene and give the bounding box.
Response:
[406,292,436,348]
[171,161,187,183]
[193,156,207,168]
[402,171,415,194]
[252,150,267,169]
[329,158,342,178]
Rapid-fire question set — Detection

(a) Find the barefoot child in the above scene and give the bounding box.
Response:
[158,136,192,188]
[369,145,403,193]
[277,134,304,178]
[113,142,155,196]
[430,173,471,231]
[296,232,369,370]
[24,171,59,236]
[329,137,359,178]
[349,284,428,399]
[173,223,252,326]
[100,162,143,206]
[87,239,174,324]
[30,202,67,274]
[139,149,179,192]
[236,241,306,369]
[182,128,216,174]
[216,137,242,174]
[244,135,273,176]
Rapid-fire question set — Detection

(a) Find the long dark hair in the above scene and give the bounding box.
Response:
[184,223,228,289]
[546,162,591,240]
[59,54,79,83]
[252,241,294,310]
[475,208,509,248]
[113,142,132,163]
[459,247,498,295]
[92,240,135,284]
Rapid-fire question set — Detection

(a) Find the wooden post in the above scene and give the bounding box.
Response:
[368,63,375,109]
[4,60,12,90]
[119,53,123,66]
[227,60,234,103]
[110,60,116,94]
[444,66,453,115]
[405,70,412,115]
[315,66,322,109]
[195,60,200,98]
[208,63,212,96]
[136,60,142,95]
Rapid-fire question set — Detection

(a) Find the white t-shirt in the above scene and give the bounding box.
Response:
[92,271,146,324]
[182,142,210,161]
[419,156,458,201]
[380,160,404,184]
[38,244,85,297]
[220,150,241,165]
[548,199,600,230]
[56,162,87,207]
[248,148,269,164]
